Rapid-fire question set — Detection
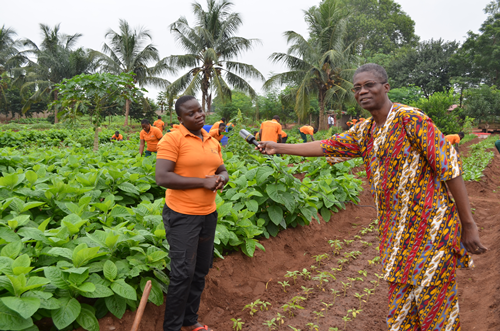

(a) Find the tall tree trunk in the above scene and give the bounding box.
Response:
[255,99,260,121]
[318,91,327,131]
[207,93,212,113]
[124,99,130,126]
[93,127,100,151]
[53,90,59,124]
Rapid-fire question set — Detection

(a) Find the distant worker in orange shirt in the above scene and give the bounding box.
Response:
[299,125,318,143]
[154,115,165,132]
[209,122,226,142]
[259,115,283,143]
[111,131,123,141]
[139,119,163,157]
[445,132,465,152]
[212,117,226,131]
[280,129,288,143]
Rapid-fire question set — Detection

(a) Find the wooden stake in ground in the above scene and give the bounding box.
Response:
[130,280,152,331]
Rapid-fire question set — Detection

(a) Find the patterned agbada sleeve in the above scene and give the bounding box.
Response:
[320,126,362,164]
[402,111,463,181]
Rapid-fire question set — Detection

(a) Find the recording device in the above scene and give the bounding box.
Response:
[239,129,260,147]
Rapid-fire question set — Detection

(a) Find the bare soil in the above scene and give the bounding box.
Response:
[85,138,500,331]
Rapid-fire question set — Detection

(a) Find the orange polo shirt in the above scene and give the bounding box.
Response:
[359,118,366,123]
[445,134,461,145]
[157,124,224,215]
[169,124,180,132]
[212,121,224,130]
[208,127,224,142]
[111,134,123,141]
[140,126,163,152]
[300,125,314,135]
[154,119,165,131]
[281,130,287,138]
[260,119,283,142]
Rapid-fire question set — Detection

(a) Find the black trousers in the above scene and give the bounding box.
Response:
[162,204,217,331]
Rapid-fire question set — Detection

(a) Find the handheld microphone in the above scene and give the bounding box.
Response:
[239,129,260,147]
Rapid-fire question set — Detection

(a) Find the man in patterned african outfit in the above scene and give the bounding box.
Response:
[256,63,487,330]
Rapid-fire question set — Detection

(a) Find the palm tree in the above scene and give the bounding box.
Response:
[166,0,264,112]
[0,25,19,75]
[97,19,174,126]
[15,24,97,122]
[264,0,360,130]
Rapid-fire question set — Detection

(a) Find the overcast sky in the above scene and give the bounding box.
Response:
[1,0,493,99]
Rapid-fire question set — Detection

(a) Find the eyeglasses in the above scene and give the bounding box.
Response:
[351,81,386,93]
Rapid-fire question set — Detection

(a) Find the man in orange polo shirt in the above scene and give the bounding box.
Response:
[212,117,226,131]
[156,95,228,331]
[154,115,165,132]
[445,132,464,152]
[111,131,123,141]
[299,125,318,142]
[259,115,283,143]
[139,119,163,157]
[209,122,226,142]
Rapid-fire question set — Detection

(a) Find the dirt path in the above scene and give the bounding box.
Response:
[91,140,500,331]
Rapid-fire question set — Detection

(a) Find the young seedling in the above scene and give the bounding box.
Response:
[322,301,333,313]
[306,323,319,331]
[263,318,277,331]
[301,286,313,298]
[374,273,384,281]
[278,281,290,293]
[331,288,340,305]
[360,241,372,247]
[354,292,366,309]
[285,270,300,285]
[242,300,260,316]
[349,308,362,318]
[342,282,351,297]
[370,280,378,288]
[343,239,354,246]
[338,258,348,267]
[354,277,364,282]
[312,273,329,288]
[260,301,272,311]
[342,314,352,330]
[276,313,285,326]
[328,328,339,331]
[347,277,356,283]
[313,310,324,321]
[368,256,380,266]
[290,296,307,305]
[282,301,304,317]
[364,287,374,299]
[354,235,361,240]
[358,269,368,277]
[310,265,318,273]
[288,326,302,331]
[328,239,343,255]
[231,318,244,331]
[300,268,311,280]
[312,253,329,266]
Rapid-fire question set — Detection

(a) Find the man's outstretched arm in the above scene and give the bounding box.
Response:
[446,175,487,254]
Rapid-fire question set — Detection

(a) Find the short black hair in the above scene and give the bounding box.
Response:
[175,95,196,116]
[115,131,119,134]
[273,115,280,121]
[221,117,226,122]
[219,122,226,128]
[313,127,319,134]
[141,119,150,125]
[458,132,465,139]
[158,115,162,119]
[354,63,388,83]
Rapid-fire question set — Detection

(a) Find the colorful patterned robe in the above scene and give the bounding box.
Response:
[321,103,472,287]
